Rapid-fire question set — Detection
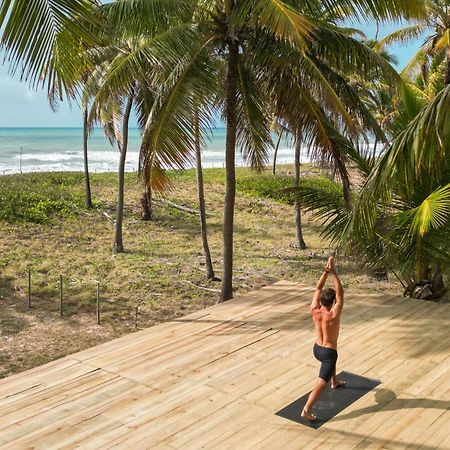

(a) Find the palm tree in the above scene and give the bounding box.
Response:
[107,0,425,301]
[48,64,95,209]
[293,83,450,299]
[86,35,156,253]
[294,130,307,249]
[194,108,216,280]
[79,70,104,209]
[272,129,284,175]
[113,93,134,253]
[82,102,94,208]
[351,83,450,298]
[270,118,286,175]
[87,83,130,251]
[377,0,450,85]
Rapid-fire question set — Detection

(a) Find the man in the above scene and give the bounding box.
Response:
[301,256,345,421]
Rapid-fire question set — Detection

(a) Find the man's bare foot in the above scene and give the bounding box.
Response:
[301,408,317,421]
[331,380,346,389]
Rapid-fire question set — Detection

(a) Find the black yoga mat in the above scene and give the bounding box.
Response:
[275,371,381,429]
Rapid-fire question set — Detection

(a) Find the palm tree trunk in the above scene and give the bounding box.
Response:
[372,137,378,161]
[272,130,283,175]
[220,39,239,302]
[445,48,450,86]
[83,106,93,208]
[420,61,428,86]
[294,130,307,250]
[194,109,215,280]
[141,185,152,221]
[113,95,133,253]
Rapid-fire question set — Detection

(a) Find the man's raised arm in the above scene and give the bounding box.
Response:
[310,265,329,311]
[329,258,344,315]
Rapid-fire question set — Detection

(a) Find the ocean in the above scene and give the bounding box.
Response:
[0,127,305,175]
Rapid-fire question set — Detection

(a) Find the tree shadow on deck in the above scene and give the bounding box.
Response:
[333,388,449,422]
[172,283,450,360]
[314,427,443,450]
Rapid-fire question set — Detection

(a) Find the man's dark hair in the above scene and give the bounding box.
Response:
[319,288,336,307]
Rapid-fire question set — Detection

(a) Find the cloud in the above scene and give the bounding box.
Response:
[0,62,81,127]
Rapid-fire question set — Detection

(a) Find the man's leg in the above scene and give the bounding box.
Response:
[301,378,327,420]
[331,368,346,389]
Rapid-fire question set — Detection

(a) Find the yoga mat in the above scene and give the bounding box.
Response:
[275,371,381,429]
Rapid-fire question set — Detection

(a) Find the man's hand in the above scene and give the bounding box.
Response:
[325,256,335,273]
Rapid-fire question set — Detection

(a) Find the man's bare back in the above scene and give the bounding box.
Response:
[312,306,341,349]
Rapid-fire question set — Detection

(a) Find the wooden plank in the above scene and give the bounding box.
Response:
[165,399,255,448]
[0,377,138,446]
[407,409,450,449]
[0,368,118,424]
[0,358,81,398]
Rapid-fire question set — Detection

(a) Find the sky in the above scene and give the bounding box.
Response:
[0,20,423,128]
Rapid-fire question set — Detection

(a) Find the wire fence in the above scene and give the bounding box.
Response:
[3,269,146,329]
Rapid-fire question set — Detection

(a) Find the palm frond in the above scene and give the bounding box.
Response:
[388,82,428,136]
[134,86,156,132]
[104,0,191,36]
[88,92,123,147]
[311,25,400,82]
[351,84,450,244]
[282,179,349,243]
[321,0,427,22]
[375,24,427,50]
[406,183,450,237]
[432,28,450,52]
[0,0,102,87]
[232,0,312,50]
[235,58,272,171]
[306,55,386,144]
[140,32,219,184]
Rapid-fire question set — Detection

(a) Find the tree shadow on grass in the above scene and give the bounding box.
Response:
[0,273,30,335]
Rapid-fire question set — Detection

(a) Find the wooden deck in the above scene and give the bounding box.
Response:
[0,281,449,449]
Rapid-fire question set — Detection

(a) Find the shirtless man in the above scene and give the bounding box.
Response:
[301,256,345,421]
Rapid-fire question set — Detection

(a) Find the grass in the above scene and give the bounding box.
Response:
[0,172,86,224]
[0,164,402,378]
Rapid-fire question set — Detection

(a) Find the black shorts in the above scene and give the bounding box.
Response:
[313,343,338,382]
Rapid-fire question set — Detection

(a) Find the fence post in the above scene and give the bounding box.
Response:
[59,275,63,317]
[28,269,31,309]
[96,282,101,325]
[134,305,139,329]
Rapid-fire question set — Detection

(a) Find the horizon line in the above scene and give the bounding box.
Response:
[0,126,227,130]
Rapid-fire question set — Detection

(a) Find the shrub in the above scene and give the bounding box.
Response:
[237,174,341,205]
[0,173,85,224]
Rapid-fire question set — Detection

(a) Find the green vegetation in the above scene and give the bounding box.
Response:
[0,169,342,225]
[238,174,341,205]
[0,173,86,224]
